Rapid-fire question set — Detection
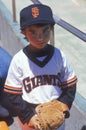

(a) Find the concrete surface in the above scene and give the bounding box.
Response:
[0,0,86,129]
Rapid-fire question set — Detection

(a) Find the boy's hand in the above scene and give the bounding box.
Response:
[28,114,45,130]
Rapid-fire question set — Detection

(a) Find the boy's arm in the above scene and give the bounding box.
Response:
[4,92,36,124]
[58,84,76,109]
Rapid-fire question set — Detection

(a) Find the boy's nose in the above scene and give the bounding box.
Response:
[37,33,44,40]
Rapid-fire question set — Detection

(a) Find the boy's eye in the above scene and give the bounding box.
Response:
[42,27,50,36]
[29,30,36,35]
[43,26,50,34]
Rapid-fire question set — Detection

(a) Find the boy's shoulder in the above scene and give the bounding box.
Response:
[12,49,25,62]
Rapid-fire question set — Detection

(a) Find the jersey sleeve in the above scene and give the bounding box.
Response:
[58,50,77,88]
[4,55,23,95]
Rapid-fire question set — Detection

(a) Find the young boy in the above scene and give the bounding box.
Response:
[4,4,77,130]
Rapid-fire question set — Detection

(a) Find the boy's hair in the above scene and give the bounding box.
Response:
[20,4,55,30]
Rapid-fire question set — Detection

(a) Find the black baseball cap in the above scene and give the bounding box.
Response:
[20,4,55,30]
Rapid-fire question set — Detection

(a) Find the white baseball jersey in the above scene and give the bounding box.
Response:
[4,45,77,104]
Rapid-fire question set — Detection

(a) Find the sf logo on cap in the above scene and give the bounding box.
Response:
[31,7,39,18]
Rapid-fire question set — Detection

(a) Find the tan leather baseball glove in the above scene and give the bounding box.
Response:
[28,100,69,130]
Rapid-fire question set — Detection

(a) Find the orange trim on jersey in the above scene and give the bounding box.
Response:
[62,75,77,84]
[66,75,77,82]
[4,84,22,95]
[58,75,77,88]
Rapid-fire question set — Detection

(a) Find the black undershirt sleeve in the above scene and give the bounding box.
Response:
[0,77,6,99]
[57,84,76,109]
[4,92,37,124]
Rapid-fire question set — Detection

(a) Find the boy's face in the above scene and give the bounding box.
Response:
[22,25,51,50]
